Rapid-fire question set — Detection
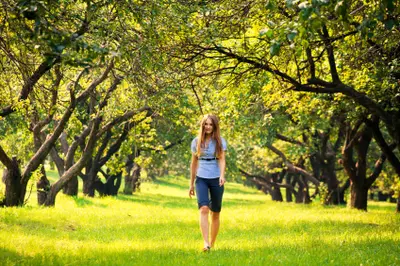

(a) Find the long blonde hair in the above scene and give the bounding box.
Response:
[196,114,223,158]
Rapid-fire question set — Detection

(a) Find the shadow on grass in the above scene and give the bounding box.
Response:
[71,196,107,208]
[116,193,195,209]
[223,197,266,208]
[153,176,261,196]
[115,193,265,210]
[3,238,399,266]
[224,185,261,195]
[155,179,188,190]
[73,196,94,207]
[0,248,27,264]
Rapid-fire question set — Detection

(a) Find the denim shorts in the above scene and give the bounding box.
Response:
[195,176,224,212]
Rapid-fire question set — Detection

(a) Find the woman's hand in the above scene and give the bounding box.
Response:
[219,177,226,187]
[189,185,195,198]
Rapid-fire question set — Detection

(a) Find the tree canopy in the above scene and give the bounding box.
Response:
[0,0,399,211]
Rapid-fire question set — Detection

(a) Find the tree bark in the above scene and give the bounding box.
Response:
[44,117,101,206]
[350,180,368,211]
[63,176,79,196]
[270,173,283,201]
[285,174,293,202]
[36,165,50,206]
[3,158,25,206]
[266,144,320,186]
[131,163,142,193]
[238,168,293,202]
[342,121,385,210]
[48,132,78,196]
[83,167,96,197]
[32,126,50,206]
[331,178,350,205]
[295,176,311,204]
[99,171,122,196]
[124,148,141,195]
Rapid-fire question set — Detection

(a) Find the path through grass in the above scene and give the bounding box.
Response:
[1,175,399,265]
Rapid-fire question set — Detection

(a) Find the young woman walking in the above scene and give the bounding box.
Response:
[189,114,227,252]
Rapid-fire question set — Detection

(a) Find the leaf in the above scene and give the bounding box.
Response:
[384,19,395,30]
[270,42,281,56]
[260,28,274,38]
[301,39,309,49]
[300,8,313,20]
[265,0,275,10]
[55,45,65,52]
[287,31,297,42]
[267,21,276,27]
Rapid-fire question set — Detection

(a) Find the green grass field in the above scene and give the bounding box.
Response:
[1,173,399,266]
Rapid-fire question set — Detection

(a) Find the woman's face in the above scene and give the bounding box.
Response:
[204,118,213,135]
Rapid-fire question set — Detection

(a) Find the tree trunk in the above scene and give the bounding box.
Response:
[270,173,283,201]
[323,158,340,204]
[270,186,283,201]
[49,147,65,178]
[83,170,96,197]
[104,172,122,196]
[285,174,293,202]
[3,158,26,206]
[32,129,51,206]
[124,175,134,195]
[37,165,50,206]
[377,191,389,201]
[63,176,78,196]
[82,156,95,197]
[350,180,368,211]
[342,122,380,211]
[396,196,400,213]
[332,178,350,205]
[124,150,141,194]
[131,163,141,193]
[49,137,79,196]
[92,171,122,196]
[295,176,311,204]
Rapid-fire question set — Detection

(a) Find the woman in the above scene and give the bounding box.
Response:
[189,114,227,252]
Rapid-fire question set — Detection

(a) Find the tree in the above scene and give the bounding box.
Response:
[0,0,166,206]
[169,0,399,210]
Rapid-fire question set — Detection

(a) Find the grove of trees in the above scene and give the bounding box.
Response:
[0,0,399,212]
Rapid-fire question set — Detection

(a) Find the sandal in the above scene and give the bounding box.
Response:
[202,246,211,252]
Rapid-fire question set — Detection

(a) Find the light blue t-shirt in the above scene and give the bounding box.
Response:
[191,137,227,179]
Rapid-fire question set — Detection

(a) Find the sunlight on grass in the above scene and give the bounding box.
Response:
[1,175,399,265]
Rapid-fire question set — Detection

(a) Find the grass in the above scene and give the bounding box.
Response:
[0,173,399,266]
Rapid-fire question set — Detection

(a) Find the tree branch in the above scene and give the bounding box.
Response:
[0,145,13,169]
[276,133,306,146]
[266,144,320,186]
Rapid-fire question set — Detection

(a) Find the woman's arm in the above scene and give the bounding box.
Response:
[189,153,198,198]
[218,150,226,187]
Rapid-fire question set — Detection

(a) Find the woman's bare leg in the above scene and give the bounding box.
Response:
[210,211,220,247]
[199,206,210,248]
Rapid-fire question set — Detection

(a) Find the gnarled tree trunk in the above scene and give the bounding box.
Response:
[342,120,386,211]
[349,180,368,210]
[3,158,25,206]
[124,149,141,195]
[37,165,50,205]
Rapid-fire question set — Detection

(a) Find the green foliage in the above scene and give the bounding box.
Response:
[318,182,329,205]
[391,176,400,198]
